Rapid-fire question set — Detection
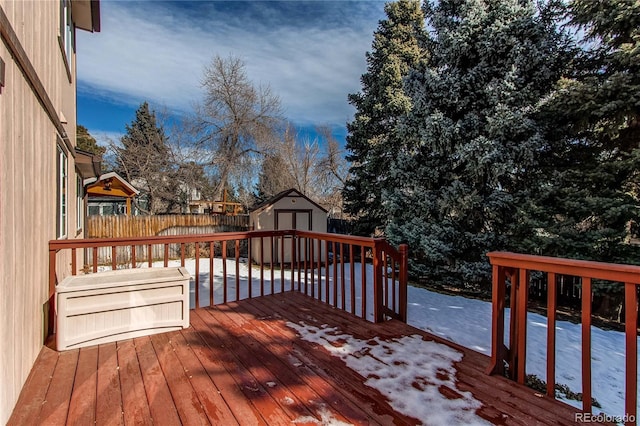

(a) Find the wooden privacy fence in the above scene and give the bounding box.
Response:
[86,215,250,263]
[487,252,639,423]
[87,214,250,238]
[49,230,408,328]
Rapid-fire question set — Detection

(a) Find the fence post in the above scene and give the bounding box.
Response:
[373,239,384,323]
[399,244,409,322]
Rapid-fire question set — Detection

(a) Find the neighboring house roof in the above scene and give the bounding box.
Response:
[85,172,140,196]
[251,188,328,213]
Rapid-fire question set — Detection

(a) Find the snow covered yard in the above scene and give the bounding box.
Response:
[115,257,638,420]
[406,286,640,419]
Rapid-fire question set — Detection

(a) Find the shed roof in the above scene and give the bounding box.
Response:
[251,188,328,214]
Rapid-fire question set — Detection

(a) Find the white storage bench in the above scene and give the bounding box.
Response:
[56,267,190,350]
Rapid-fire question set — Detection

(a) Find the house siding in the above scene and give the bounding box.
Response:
[0,1,81,422]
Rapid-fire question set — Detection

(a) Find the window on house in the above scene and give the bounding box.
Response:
[59,0,74,76]
[57,145,68,238]
[76,175,83,231]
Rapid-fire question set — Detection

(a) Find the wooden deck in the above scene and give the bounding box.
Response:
[9,292,595,425]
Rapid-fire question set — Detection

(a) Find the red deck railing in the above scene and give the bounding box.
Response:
[48,230,408,333]
[486,252,639,423]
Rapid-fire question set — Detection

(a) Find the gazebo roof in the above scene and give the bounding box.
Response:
[85,172,139,198]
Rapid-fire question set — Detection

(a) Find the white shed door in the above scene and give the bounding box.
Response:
[275,211,311,231]
[275,211,311,264]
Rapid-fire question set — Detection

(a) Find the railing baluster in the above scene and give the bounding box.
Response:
[260,237,264,297]
[163,244,168,267]
[111,246,117,270]
[222,240,228,303]
[361,245,366,319]
[547,272,557,397]
[383,252,388,312]
[209,242,214,306]
[333,242,338,307]
[270,236,275,295]
[317,238,322,301]
[340,243,345,309]
[131,245,136,268]
[581,277,592,413]
[325,240,330,304]
[304,237,309,295]
[291,233,296,291]
[147,244,152,267]
[624,282,638,424]
[296,235,302,291]
[373,241,383,323]
[310,238,315,298]
[350,244,355,315]
[391,256,396,313]
[399,244,408,322]
[195,242,200,309]
[248,238,252,299]
[280,235,284,293]
[71,248,77,275]
[236,239,240,301]
[508,269,519,380]
[516,268,529,384]
[92,247,98,272]
[180,243,185,267]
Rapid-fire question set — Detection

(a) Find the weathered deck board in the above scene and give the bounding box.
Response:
[8,291,602,425]
[116,339,153,425]
[66,345,98,425]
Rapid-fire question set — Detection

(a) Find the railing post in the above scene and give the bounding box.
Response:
[624,283,638,425]
[399,244,409,322]
[48,247,57,337]
[373,239,384,323]
[486,261,506,376]
[546,272,557,397]
[581,277,592,413]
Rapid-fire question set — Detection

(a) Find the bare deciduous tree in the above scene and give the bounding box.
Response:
[255,124,350,216]
[192,55,283,200]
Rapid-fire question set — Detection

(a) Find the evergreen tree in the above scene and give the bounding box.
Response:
[343,0,427,236]
[76,125,106,156]
[115,102,177,214]
[254,154,295,203]
[521,0,640,264]
[384,0,570,290]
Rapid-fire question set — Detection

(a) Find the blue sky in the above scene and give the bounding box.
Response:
[76,0,389,146]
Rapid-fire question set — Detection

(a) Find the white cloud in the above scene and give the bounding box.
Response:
[77,1,387,128]
[92,130,124,147]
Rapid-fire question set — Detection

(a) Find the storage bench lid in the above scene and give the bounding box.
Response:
[56,267,191,293]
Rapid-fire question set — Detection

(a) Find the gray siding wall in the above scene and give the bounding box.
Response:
[0,1,80,422]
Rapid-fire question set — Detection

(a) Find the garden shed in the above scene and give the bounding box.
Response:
[250,188,328,264]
